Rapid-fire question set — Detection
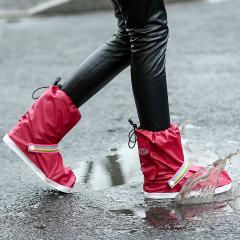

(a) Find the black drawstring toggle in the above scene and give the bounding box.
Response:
[32,77,62,100]
[128,119,138,149]
[53,77,62,87]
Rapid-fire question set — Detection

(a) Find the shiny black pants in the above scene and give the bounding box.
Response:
[62,0,170,132]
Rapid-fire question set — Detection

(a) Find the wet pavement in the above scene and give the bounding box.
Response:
[1,0,240,239]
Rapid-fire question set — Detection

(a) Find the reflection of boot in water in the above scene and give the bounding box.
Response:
[144,207,186,230]
[145,202,227,229]
[181,201,227,220]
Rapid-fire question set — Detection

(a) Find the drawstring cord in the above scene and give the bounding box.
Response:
[32,77,62,100]
[128,119,138,149]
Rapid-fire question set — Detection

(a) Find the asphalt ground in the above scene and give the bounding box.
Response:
[0,0,240,239]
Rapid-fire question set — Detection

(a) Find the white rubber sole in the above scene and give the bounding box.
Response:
[144,182,232,199]
[3,134,72,193]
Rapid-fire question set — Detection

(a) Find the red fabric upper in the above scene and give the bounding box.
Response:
[135,123,231,193]
[8,86,81,188]
[136,123,184,181]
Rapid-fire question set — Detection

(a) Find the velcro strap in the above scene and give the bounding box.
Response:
[28,143,58,153]
[168,161,190,188]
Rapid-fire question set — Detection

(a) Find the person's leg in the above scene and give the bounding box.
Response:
[62,0,131,108]
[116,0,170,131]
[119,0,232,198]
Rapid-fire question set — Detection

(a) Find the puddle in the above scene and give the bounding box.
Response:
[73,141,238,195]
[117,229,139,234]
[109,200,237,231]
[110,209,145,218]
[72,122,240,229]
[73,145,142,190]
[143,201,231,230]
[110,209,135,216]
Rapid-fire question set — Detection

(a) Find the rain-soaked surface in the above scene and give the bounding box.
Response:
[73,144,142,191]
[3,123,240,239]
[72,134,239,204]
[1,0,240,239]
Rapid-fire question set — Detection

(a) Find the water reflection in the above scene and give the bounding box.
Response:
[73,141,236,192]
[145,200,234,230]
[110,209,134,216]
[110,201,233,231]
[81,155,125,186]
[144,206,187,230]
[73,139,237,210]
[105,155,125,186]
[73,145,141,190]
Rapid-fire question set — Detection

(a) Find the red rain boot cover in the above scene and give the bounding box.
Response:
[135,123,231,194]
[7,86,81,191]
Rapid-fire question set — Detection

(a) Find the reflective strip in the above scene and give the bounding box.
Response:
[168,161,190,188]
[28,143,58,153]
[169,209,182,220]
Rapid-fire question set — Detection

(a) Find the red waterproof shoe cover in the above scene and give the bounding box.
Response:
[3,86,81,193]
[135,123,232,198]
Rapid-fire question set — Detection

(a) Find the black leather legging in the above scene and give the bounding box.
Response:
[62,0,170,132]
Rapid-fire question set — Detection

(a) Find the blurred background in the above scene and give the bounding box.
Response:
[1,0,240,239]
[0,0,203,17]
[0,0,114,16]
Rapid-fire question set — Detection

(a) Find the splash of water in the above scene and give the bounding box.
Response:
[180,118,191,136]
[175,150,239,205]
